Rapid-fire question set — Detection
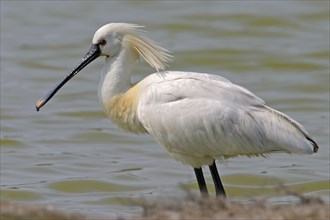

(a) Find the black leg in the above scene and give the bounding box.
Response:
[194,167,209,196]
[209,160,226,198]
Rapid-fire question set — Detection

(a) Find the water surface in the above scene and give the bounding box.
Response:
[1,1,329,217]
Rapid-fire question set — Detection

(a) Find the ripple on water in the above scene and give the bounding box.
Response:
[48,179,148,193]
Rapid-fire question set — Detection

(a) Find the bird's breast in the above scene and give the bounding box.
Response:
[103,83,147,134]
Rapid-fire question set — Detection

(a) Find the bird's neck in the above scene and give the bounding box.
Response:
[98,48,147,133]
[98,48,137,104]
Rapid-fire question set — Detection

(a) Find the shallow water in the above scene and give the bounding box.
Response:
[1,1,329,218]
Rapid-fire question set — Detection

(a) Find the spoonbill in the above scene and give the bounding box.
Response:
[36,23,319,197]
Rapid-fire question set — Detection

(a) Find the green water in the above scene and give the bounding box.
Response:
[1,1,329,217]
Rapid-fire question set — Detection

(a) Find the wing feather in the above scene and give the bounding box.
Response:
[137,71,316,167]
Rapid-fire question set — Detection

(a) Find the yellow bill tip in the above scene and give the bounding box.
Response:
[35,99,45,111]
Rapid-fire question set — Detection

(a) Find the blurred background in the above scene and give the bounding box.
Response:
[1,1,329,218]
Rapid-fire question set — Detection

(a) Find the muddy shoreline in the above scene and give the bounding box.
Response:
[1,193,329,220]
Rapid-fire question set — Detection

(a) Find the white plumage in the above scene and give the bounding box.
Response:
[36,23,318,197]
[136,72,316,168]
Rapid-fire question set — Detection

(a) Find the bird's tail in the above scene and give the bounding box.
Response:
[262,105,319,153]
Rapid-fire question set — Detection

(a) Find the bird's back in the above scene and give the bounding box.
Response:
[136,71,318,167]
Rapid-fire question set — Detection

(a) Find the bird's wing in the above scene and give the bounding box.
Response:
[139,71,265,106]
[137,72,315,167]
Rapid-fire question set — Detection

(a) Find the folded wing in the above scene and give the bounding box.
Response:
[137,72,317,167]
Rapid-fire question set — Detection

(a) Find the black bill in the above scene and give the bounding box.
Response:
[36,44,101,111]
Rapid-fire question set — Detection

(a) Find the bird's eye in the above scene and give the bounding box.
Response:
[99,39,106,46]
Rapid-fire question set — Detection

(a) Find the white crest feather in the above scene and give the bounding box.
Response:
[122,24,172,71]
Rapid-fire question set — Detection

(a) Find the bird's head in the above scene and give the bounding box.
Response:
[91,23,128,58]
[92,23,172,70]
[35,23,171,111]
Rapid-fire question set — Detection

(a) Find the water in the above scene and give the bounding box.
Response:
[1,1,329,218]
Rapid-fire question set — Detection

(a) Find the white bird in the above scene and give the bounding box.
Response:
[36,23,319,197]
